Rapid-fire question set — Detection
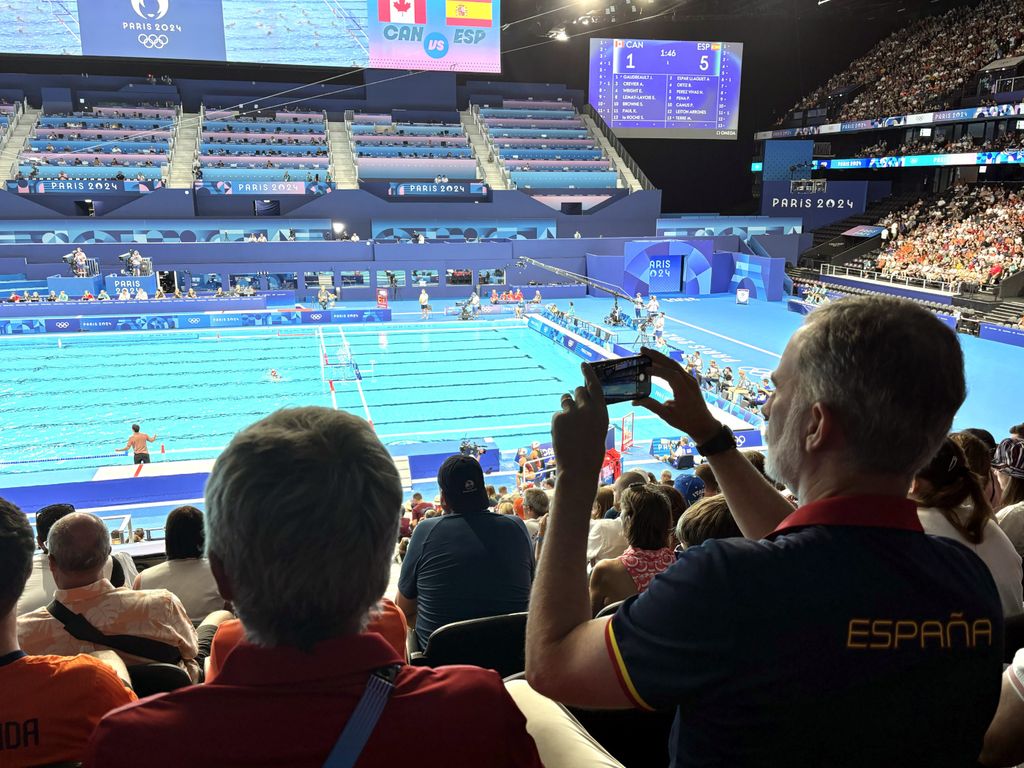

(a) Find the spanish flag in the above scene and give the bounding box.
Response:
[446,0,492,27]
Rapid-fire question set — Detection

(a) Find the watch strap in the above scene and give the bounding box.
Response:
[696,425,737,457]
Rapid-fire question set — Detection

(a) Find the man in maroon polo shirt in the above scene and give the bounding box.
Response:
[525,296,1003,767]
[85,407,542,768]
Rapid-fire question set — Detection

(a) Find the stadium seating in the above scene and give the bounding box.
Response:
[198,109,329,184]
[410,612,528,678]
[476,99,619,189]
[874,183,1024,288]
[784,0,1023,122]
[17,107,177,183]
[348,112,474,182]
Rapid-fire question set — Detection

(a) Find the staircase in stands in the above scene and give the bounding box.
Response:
[580,113,642,192]
[0,106,40,182]
[461,110,508,191]
[327,119,359,189]
[982,299,1024,327]
[165,112,200,189]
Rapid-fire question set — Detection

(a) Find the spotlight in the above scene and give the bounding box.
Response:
[332,221,346,234]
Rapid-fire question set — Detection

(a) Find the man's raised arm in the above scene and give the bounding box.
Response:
[525,365,631,709]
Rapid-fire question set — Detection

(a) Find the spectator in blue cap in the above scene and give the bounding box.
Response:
[673,473,706,509]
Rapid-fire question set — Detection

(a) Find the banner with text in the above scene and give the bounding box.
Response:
[8,180,163,194]
[193,181,333,196]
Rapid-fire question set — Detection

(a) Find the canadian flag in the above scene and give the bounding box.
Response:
[378,0,426,24]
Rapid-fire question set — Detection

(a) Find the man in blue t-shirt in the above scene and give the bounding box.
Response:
[398,455,534,649]
[526,296,1003,768]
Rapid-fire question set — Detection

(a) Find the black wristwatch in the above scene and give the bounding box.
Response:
[696,424,737,457]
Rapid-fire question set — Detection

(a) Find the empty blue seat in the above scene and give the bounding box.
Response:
[354,146,473,158]
[510,170,618,189]
[203,121,323,134]
[29,140,169,153]
[200,143,327,156]
[21,165,163,181]
[201,167,315,182]
[497,148,604,160]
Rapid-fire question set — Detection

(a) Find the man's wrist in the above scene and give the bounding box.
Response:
[688,417,723,446]
[553,469,600,494]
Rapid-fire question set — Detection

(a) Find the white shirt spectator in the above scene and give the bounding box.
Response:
[18,550,139,616]
[587,518,627,565]
[919,506,1023,618]
[998,502,1024,558]
[135,558,223,623]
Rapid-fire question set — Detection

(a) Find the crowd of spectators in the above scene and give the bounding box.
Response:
[10,296,1024,765]
[4,285,261,303]
[787,0,1024,122]
[851,132,1024,159]
[873,184,1024,288]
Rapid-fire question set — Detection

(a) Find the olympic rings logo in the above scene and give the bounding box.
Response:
[310,313,323,320]
[187,318,200,325]
[138,34,169,48]
[55,321,70,329]
[734,434,746,447]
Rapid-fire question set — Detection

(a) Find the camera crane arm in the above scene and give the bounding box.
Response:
[512,256,631,303]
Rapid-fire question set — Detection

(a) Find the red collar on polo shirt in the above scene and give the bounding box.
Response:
[214,631,404,689]
[769,494,924,538]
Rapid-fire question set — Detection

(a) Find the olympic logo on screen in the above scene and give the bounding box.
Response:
[55,322,70,329]
[138,34,169,48]
[131,0,170,20]
[187,318,200,325]
[310,313,323,320]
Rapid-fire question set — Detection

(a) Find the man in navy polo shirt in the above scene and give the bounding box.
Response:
[398,455,534,649]
[526,296,1003,767]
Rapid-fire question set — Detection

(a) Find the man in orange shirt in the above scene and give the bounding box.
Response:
[0,497,135,767]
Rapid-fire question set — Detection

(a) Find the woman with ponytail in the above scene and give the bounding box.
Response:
[912,437,1023,618]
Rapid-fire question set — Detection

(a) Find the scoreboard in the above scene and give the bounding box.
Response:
[589,38,743,140]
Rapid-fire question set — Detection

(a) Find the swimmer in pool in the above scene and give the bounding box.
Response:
[270,369,282,382]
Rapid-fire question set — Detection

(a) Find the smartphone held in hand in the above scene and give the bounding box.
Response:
[589,355,652,404]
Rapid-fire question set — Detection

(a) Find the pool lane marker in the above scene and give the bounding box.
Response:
[334,325,374,429]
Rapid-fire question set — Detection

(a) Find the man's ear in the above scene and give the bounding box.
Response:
[208,553,235,603]
[804,401,833,455]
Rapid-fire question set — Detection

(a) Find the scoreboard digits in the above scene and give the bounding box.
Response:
[589,38,743,140]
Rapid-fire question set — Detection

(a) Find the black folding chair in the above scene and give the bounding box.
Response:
[411,612,528,679]
[127,663,192,697]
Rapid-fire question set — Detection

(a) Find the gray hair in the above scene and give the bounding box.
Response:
[48,512,111,573]
[522,488,549,518]
[796,296,965,476]
[205,407,402,649]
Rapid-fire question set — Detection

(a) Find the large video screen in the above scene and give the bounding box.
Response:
[589,38,742,140]
[0,0,501,73]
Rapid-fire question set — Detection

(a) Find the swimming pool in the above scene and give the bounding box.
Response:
[0,317,649,482]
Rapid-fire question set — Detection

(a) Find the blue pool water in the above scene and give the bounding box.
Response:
[0,317,644,481]
[2,295,1022,533]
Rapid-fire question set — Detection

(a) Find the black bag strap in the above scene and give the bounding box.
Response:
[109,556,125,588]
[46,599,181,665]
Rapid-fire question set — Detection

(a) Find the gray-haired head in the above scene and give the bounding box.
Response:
[794,296,965,476]
[204,407,402,649]
[48,512,111,576]
[522,488,549,519]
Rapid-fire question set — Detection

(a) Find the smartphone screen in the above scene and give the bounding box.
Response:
[589,355,652,404]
